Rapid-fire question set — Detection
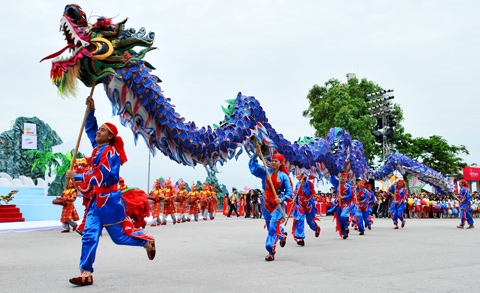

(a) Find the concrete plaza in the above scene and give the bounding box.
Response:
[0,215,478,293]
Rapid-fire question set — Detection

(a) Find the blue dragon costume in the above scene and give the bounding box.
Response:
[41,4,454,194]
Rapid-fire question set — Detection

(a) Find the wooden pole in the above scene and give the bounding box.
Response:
[451,192,461,202]
[252,138,287,221]
[69,83,97,171]
[284,177,303,226]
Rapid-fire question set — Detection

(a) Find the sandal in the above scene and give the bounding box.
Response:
[145,240,156,260]
[265,254,275,261]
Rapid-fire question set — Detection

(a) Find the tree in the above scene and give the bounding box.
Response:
[26,141,69,178]
[302,77,405,162]
[302,77,468,174]
[26,141,83,193]
[395,134,469,176]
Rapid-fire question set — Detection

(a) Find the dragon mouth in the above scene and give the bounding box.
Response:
[40,16,90,63]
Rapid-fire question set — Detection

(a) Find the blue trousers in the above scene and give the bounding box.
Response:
[293,202,318,239]
[261,199,285,254]
[390,203,405,226]
[79,193,147,272]
[460,204,474,226]
[355,208,372,232]
[334,205,350,236]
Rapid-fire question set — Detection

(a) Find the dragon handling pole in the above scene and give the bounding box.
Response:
[69,83,97,171]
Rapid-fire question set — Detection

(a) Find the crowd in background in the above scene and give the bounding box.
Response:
[223,188,264,218]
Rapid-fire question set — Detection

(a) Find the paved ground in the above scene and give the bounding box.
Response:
[0,216,479,293]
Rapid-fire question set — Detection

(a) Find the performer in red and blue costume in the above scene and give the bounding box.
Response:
[389,180,407,229]
[291,172,321,246]
[353,179,371,235]
[365,183,376,216]
[66,97,155,286]
[365,183,376,226]
[457,179,474,229]
[249,144,293,261]
[328,172,352,239]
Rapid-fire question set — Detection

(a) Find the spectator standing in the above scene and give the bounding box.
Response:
[227,188,240,217]
[245,189,253,218]
[251,189,260,218]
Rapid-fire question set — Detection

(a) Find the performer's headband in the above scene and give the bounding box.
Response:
[103,122,118,136]
[272,153,285,163]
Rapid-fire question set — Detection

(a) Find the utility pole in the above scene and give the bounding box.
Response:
[147,152,151,193]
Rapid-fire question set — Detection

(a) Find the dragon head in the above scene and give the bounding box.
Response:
[41,4,157,96]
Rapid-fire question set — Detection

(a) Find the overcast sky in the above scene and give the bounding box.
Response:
[1,1,478,192]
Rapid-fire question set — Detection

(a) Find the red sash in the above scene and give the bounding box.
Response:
[94,185,119,208]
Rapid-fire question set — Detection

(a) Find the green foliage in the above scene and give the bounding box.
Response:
[395,134,469,176]
[302,77,468,175]
[25,141,85,192]
[26,141,66,177]
[54,151,73,176]
[302,77,396,162]
[196,180,203,190]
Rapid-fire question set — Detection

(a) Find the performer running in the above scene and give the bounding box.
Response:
[291,172,321,246]
[249,143,293,261]
[353,179,371,235]
[66,96,155,286]
[365,183,376,225]
[329,173,353,239]
[389,180,407,229]
[457,179,474,229]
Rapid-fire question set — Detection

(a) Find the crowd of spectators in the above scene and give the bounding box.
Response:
[224,188,264,218]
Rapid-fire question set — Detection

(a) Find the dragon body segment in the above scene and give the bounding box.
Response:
[42,4,454,194]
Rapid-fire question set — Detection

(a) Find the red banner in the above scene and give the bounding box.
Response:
[463,167,480,181]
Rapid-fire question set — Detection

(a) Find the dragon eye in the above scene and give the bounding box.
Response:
[64,4,80,21]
